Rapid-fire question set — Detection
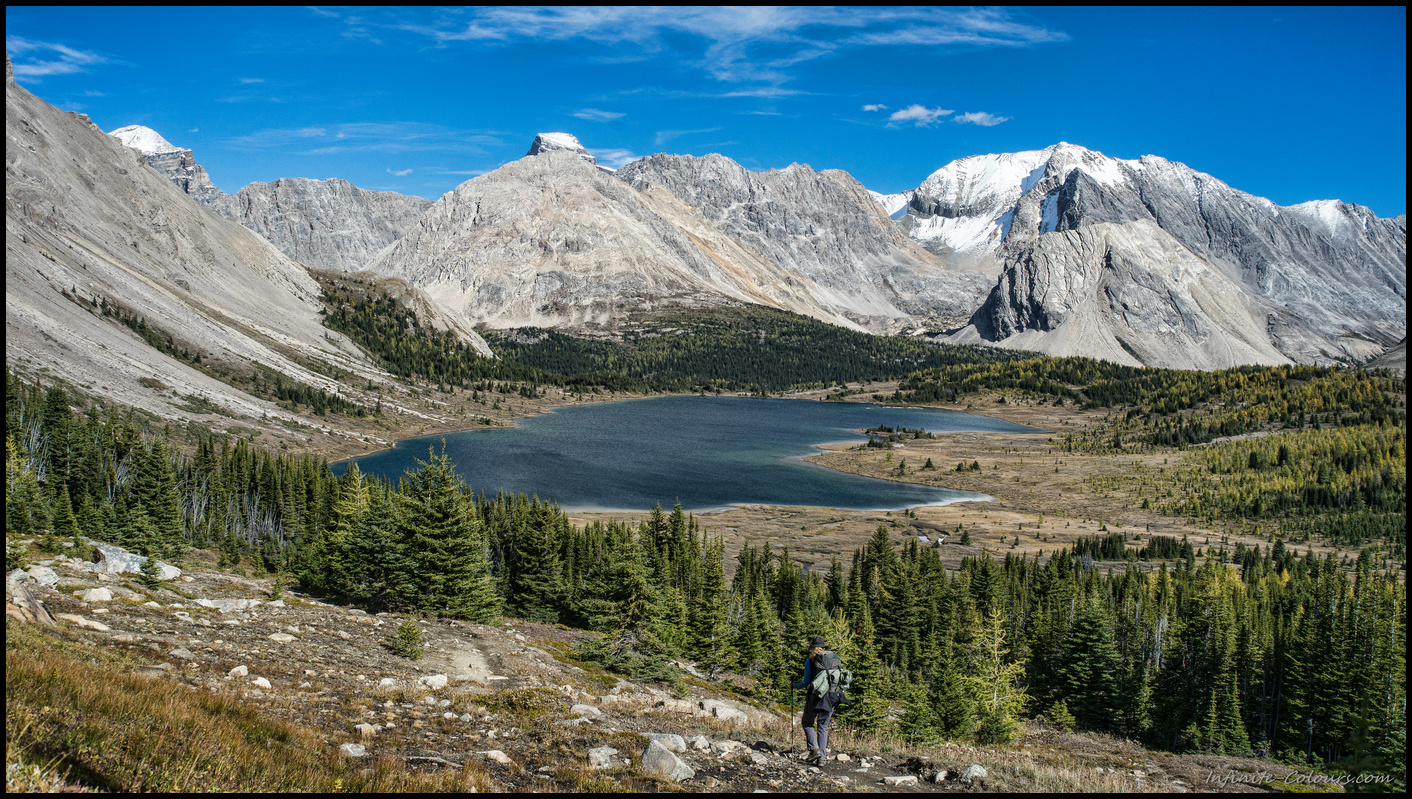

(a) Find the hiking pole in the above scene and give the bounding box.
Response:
[789,689,796,753]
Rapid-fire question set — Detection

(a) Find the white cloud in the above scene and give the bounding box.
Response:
[573,108,625,122]
[655,127,722,146]
[240,77,265,84]
[589,148,641,168]
[5,36,106,80]
[385,8,1067,89]
[862,103,888,112]
[387,167,414,176]
[955,111,1010,127]
[888,104,953,126]
[189,128,199,133]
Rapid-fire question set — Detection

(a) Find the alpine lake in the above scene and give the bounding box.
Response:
[336,396,1039,512]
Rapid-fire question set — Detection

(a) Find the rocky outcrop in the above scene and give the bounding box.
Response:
[960,221,1289,369]
[526,132,597,165]
[109,125,223,204]
[368,149,891,331]
[895,143,1406,367]
[204,178,432,272]
[617,153,991,329]
[1365,337,1406,373]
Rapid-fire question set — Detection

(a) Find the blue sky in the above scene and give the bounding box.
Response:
[6,7,1406,216]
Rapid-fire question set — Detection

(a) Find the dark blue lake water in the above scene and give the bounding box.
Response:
[337,396,1038,512]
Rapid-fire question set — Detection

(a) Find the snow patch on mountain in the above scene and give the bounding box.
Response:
[527,132,596,165]
[108,124,183,155]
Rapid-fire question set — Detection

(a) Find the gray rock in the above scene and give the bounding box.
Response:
[268,633,295,643]
[25,565,59,587]
[931,769,947,782]
[77,587,113,602]
[169,648,195,659]
[641,733,687,753]
[204,178,433,273]
[883,775,918,786]
[960,764,987,784]
[418,674,448,690]
[194,598,262,612]
[641,739,694,782]
[88,542,179,580]
[480,749,514,766]
[228,665,248,678]
[699,699,749,725]
[749,751,769,766]
[690,735,711,751]
[7,568,32,586]
[339,742,367,758]
[570,703,601,718]
[252,677,272,689]
[587,746,619,769]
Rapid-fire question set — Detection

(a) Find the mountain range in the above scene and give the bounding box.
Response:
[5,53,1406,430]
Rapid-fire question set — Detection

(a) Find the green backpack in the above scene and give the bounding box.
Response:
[808,650,853,708]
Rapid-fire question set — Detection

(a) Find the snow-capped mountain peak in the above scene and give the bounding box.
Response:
[108,124,183,156]
[526,131,596,165]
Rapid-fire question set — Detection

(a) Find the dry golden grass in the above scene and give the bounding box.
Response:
[4,624,494,792]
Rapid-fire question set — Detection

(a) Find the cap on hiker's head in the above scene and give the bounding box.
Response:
[810,636,827,649]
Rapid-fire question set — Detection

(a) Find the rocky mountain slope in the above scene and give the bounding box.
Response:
[108,125,433,273]
[8,536,1305,793]
[886,143,1405,367]
[617,154,991,330]
[5,58,393,426]
[368,143,989,333]
[203,178,433,273]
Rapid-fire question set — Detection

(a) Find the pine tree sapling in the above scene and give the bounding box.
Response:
[387,618,424,660]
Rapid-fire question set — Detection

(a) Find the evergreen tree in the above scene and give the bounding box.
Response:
[397,447,499,621]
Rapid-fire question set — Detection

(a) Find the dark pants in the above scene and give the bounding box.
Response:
[802,694,834,757]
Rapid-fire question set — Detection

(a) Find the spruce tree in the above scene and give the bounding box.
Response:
[397,447,499,621]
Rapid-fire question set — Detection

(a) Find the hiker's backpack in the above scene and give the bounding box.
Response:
[808,650,853,710]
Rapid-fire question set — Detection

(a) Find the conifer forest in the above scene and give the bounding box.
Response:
[5,350,1405,789]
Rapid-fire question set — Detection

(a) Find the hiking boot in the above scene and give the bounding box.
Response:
[806,750,822,765]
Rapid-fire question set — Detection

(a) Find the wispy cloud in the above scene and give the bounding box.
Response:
[888,104,953,126]
[573,108,625,122]
[363,7,1066,90]
[655,127,722,146]
[189,128,199,133]
[223,121,501,156]
[387,167,414,176]
[5,36,107,80]
[589,147,641,168]
[862,103,888,112]
[239,77,265,84]
[955,111,1010,127]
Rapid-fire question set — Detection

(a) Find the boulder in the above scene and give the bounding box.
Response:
[570,703,601,718]
[641,739,694,782]
[960,764,987,784]
[25,565,59,587]
[690,735,711,751]
[252,677,272,689]
[931,769,948,783]
[268,633,295,643]
[418,674,449,690]
[642,733,687,753]
[77,587,113,602]
[228,665,248,678]
[699,699,748,725]
[7,581,56,626]
[378,678,397,687]
[8,568,32,586]
[587,746,618,769]
[339,743,367,758]
[480,750,514,766]
[169,648,195,659]
[90,542,180,580]
[883,775,918,786]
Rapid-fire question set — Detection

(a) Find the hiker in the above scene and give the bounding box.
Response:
[792,635,850,765]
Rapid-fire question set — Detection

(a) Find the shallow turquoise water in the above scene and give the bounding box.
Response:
[338,396,1038,511]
